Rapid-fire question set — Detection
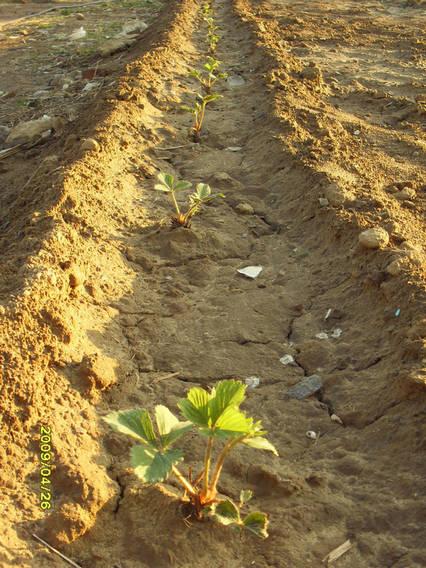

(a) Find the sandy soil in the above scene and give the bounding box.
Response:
[0,0,425,566]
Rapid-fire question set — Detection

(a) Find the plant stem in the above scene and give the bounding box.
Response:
[209,436,246,497]
[170,190,181,216]
[172,465,197,496]
[203,436,214,494]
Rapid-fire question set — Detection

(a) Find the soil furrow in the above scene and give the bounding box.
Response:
[1,0,425,566]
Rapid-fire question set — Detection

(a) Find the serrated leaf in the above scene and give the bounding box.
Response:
[155,405,179,436]
[213,499,241,526]
[178,387,210,427]
[243,511,269,539]
[242,436,279,456]
[195,183,211,200]
[155,405,192,448]
[131,445,183,483]
[215,406,253,437]
[240,489,253,506]
[209,380,246,424]
[103,409,156,445]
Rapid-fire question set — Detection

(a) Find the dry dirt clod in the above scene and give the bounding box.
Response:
[386,258,404,276]
[79,353,117,391]
[358,227,390,249]
[234,202,254,215]
[324,183,353,206]
[81,138,100,152]
[6,116,65,144]
[69,266,85,288]
[394,187,416,201]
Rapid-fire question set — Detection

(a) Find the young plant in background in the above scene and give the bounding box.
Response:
[190,57,227,94]
[154,172,224,227]
[104,380,278,538]
[182,92,222,142]
[208,30,220,54]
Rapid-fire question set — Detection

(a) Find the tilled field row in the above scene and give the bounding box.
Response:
[1,0,425,566]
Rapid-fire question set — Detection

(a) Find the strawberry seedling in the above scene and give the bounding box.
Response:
[182,92,222,142]
[190,57,227,93]
[104,380,278,538]
[154,172,224,227]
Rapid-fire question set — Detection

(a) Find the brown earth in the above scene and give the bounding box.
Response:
[0,0,425,566]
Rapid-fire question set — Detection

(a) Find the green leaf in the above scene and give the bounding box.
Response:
[154,183,170,192]
[209,380,246,424]
[164,174,174,189]
[213,499,241,526]
[131,445,183,483]
[240,489,253,506]
[103,409,157,445]
[174,180,192,191]
[155,405,179,436]
[181,105,195,114]
[195,183,211,201]
[215,406,253,437]
[178,387,210,427]
[203,94,222,104]
[243,511,269,539]
[242,436,279,456]
[155,405,192,448]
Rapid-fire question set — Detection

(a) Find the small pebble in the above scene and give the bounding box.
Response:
[81,138,100,152]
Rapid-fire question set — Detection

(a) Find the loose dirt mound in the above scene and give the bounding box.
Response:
[1,0,425,566]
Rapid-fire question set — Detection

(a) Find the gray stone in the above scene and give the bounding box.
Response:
[227,75,246,88]
[285,374,323,400]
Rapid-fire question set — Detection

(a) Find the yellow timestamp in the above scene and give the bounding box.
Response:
[39,425,52,510]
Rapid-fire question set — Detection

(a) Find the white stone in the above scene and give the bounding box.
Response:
[359,227,389,249]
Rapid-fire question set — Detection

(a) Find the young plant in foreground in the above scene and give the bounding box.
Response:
[182,92,222,142]
[154,172,224,227]
[104,380,278,538]
[190,57,227,93]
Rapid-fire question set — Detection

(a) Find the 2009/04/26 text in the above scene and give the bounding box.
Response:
[39,425,52,510]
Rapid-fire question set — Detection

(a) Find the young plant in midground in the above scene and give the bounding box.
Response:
[104,380,278,538]
[182,92,221,142]
[154,172,224,228]
[190,57,227,94]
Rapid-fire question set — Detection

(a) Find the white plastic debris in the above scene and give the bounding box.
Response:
[245,376,260,389]
[324,308,332,320]
[330,328,342,338]
[226,146,243,151]
[82,81,100,92]
[237,266,263,279]
[69,27,87,40]
[315,332,329,340]
[306,430,317,440]
[280,354,295,366]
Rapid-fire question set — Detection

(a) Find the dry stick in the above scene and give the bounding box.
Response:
[152,371,180,383]
[31,534,82,568]
[155,144,192,151]
[0,0,120,30]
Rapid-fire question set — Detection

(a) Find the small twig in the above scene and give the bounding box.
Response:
[322,539,353,565]
[31,534,83,568]
[152,371,180,383]
[155,144,192,151]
